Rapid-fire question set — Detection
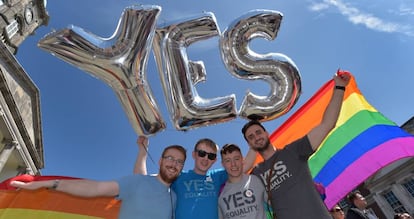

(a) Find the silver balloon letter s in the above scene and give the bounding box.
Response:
[38,5,165,136]
[220,10,301,121]
[153,13,237,130]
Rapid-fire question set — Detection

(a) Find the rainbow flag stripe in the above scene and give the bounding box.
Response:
[268,72,414,208]
[0,175,120,218]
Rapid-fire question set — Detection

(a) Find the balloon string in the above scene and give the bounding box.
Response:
[144,146,157,167]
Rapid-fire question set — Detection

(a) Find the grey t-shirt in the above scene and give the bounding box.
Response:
[251,136,331,219]
[218,174,267,219]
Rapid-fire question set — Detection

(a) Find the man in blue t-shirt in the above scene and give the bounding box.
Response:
[11,144,187,219]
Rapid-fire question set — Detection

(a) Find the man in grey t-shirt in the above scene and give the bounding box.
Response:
[218,143,268,219]
[241,73,350,218]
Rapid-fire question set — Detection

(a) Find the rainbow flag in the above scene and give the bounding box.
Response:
[0,175,120,218]
[265,71,414,209]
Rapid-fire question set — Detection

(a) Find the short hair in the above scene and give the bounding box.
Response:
[194,138,218,152]
[162,145,187,161]
[347,190,361,204]
[220,143,241,157]
[241,120,267,141]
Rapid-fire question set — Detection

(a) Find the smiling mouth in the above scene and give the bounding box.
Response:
[166,166,177,173]
[255,138,264,145]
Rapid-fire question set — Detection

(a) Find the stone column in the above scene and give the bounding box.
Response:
[392,184,414,214]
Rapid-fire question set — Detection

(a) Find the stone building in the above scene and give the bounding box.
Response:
[363,117,414,218]
[340,117,414,218]
[0,0,48,182]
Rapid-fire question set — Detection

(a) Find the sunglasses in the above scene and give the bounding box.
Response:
[195,149,217,160]
[331,208,343,212]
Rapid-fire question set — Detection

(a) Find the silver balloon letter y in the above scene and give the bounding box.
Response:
[37,5,165,136]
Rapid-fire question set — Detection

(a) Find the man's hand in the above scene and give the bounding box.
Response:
[137,136,149,151]
[334,70,351,87]
[10,180,45,190]
[134,136,149,175]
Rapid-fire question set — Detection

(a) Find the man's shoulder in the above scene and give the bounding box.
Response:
[123,173,154,179]
[179,170,191,175]
[174,170,193,181]
[285,135,309,148]
[252,153,276,171]
[249,174,261,181]
[207,168,226,175]
[252,160,265,169]
[208,168,227,183]
[346,208,366,219]
[176,169,225,178]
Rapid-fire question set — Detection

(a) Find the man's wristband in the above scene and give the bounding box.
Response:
[50,179,60,190]
[335,85,345,91]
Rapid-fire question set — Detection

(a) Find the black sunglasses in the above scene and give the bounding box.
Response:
[195,149,217,160]
[331,208,343,212]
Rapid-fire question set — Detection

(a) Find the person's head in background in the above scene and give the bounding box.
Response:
[192,138,218,175]
[347,190,367,210]
[329,204,344,219]
[394,212,413,219]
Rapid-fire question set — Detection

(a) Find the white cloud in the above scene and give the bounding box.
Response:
[309,3,330,12]
[398,4,414,16]
[309,0,414,37]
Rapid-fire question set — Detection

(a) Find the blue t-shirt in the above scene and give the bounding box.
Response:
[172,169,227,219]
[117,174,175,219]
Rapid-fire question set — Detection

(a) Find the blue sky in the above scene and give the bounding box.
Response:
[16,0,414,181]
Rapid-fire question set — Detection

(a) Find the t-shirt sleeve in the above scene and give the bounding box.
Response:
[116,174,141,200]
[286,135,313,159]
[251,165,260,177]
[218,199,224,219]
[210,168,228,184]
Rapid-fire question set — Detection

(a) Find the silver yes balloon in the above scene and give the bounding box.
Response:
[38,5,166,136]
[153,12,237,131]
[220,10,301,122]
[38,6,301,136]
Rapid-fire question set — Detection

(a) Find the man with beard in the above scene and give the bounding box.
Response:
[241,72,351,219]
[10,144,186,219]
